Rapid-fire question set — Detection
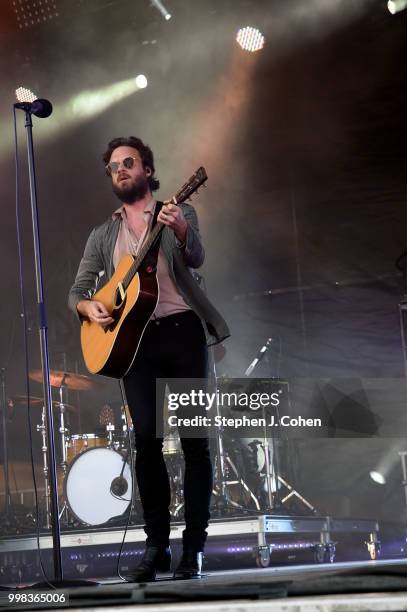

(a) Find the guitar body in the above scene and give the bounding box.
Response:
[80,254,158,378]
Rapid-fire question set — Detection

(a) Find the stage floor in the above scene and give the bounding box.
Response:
[2,559,407,611]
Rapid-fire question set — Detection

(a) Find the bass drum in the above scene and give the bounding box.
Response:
[64,447,132,526]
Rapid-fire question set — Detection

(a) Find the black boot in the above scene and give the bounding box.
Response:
[173,549,203,580]
[125,546,171,582]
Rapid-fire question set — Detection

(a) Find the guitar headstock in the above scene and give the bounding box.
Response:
[173,167,208,204]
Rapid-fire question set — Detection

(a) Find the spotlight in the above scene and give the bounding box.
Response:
[388,0,407,13]
[12,0,59,29]
[236,27,265,53]
[135,74,148,89]
[370,470,386,485]
[69,77,147,120]
[150,0,172,21]
[15,87,37,103]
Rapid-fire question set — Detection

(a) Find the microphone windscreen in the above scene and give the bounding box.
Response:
[32,98,53,118]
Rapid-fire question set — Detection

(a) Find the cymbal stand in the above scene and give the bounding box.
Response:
[245,352,316,515]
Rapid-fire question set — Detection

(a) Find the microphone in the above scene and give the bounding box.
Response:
[244,337,273,377]
[14,98,53,118]
[110,449,130,497]
[110,476,128,497]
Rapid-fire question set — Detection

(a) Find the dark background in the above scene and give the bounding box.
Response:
[0,0,407,526]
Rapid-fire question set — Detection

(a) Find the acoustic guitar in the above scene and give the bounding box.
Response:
[80,167,208,379]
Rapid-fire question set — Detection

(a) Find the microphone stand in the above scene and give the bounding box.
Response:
[244,340,280,512]
[23,109,62,581]
[16,106,97,588]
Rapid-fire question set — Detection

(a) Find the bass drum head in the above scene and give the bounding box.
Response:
[65,447,132,526]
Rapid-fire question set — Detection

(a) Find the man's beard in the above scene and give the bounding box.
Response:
[112,175,149,204]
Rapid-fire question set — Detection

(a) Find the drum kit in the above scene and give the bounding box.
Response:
[7,355,316,533]
[11,370,201,530]
[11,370,134,530]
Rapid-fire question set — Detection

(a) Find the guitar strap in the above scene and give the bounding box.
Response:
[141,200,163,273]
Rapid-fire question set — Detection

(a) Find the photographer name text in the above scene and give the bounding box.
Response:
[167,414,322,429]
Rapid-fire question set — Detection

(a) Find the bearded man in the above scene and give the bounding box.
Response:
[68,136,229,581]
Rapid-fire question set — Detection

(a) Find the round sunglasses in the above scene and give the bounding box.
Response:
[105,156,139,176]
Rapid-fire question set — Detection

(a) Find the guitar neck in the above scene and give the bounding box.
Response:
[121,167,208,290]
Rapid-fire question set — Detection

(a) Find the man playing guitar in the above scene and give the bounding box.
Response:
[68,136,229,581]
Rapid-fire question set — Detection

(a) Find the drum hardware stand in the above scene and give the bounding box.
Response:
[57,375,70,474]
[106,422,115,447]
[262,406,278,512]
[57,374,72,525]
[168,456,184,517]
[275,475,316,513]
[270,384,316,515]
[263,361,285,513]
[244,345,317,515]
[36,406,51,529]
[214,451,261,511]
[209,351,260,515]
[14,98,97,587]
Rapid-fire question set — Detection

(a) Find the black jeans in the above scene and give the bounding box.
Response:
[123,310,212,551]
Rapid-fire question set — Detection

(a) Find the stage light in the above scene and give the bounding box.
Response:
[236,27,265,53]
[135,74,148,89]
[69,76,147,120]
[370,470,386,485]
[150,0,172,21]
[12,0,59,29]
[388,0,407,13]
[15,87,37,103]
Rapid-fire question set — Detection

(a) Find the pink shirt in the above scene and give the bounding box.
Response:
[112,200,191,319]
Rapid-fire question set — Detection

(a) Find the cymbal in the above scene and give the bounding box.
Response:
[10,395,77,412]
[29,370,103,391]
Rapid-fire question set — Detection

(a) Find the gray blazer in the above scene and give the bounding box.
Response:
[68,202,230,346]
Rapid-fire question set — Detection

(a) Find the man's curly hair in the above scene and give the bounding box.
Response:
[103,136,160,192]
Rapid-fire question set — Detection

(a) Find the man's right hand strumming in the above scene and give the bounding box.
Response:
[77,300,115,325]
